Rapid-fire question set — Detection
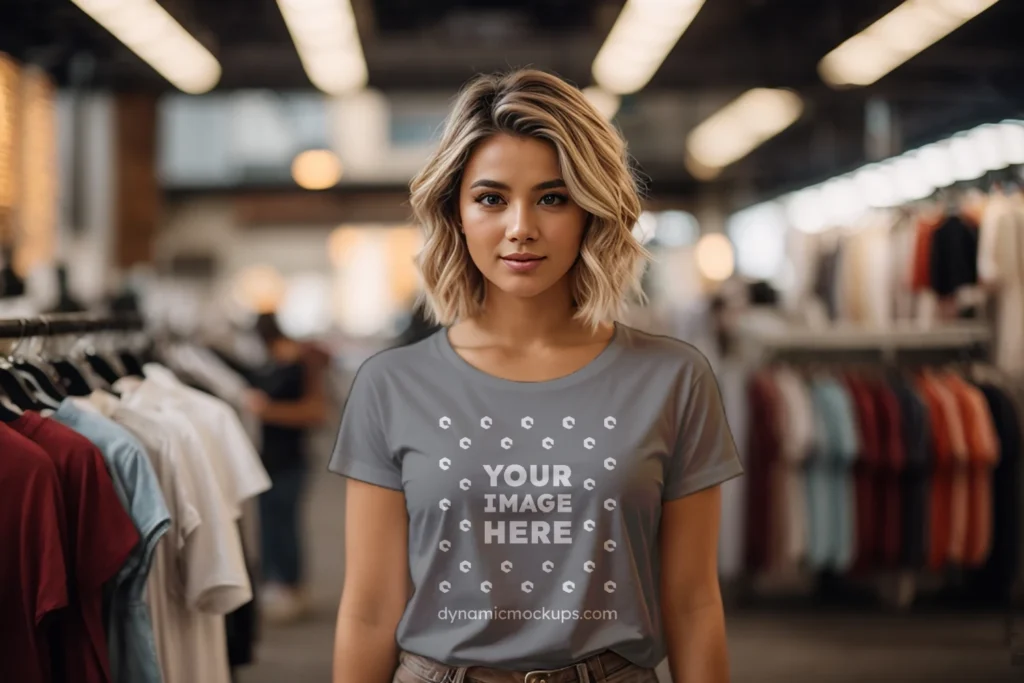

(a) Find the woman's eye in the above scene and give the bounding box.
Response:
[475,194,505,206]
[539,193,567,206]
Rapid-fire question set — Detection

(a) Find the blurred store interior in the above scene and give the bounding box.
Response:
[2,0,1024,681]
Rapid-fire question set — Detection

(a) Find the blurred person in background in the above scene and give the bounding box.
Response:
[245,312,329,623]
[329,69,742,683]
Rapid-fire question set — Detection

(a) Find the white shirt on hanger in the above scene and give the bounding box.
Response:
[83,391,249,683]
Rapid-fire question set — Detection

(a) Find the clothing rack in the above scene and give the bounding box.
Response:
[0,312,145,339]
[735,311,992,365]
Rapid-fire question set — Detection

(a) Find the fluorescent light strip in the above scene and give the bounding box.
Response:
[739,119,1024,235]
[685,88,804,179]
[818,0,1002,88]
[592,0,706,95]
[276,0,367,95]
[71,0,221,94]
[582,86,621,121]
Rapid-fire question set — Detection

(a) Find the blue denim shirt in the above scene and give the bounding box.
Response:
[54,400,171,683]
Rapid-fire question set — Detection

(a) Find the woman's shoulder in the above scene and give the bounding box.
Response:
[349,329,446,383]
[614,322,715,376]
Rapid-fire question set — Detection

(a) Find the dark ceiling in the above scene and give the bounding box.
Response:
[2,0,1023,202]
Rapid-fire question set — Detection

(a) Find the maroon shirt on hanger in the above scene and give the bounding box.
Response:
[745,371,781,572]
[871,381,905,567]
[0,424,69,683]
[8,412,139,683]
[844,375,880,572]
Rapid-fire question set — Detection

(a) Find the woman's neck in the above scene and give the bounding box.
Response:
[458,283,599,348]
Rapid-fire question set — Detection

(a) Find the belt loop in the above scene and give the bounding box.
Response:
[451,666,468,683]
[588,654,606,683]
[575,663,590,683]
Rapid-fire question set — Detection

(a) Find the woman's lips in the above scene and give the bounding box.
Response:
[501,255,545,272]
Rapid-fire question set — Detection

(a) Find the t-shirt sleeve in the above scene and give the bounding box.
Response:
[75,444,142,591]
[327,361,402,491]
[663,355,744,501]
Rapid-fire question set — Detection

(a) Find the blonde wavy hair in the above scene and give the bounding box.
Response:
[410,69,650,330]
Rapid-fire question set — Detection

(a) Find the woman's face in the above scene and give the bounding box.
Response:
[457,133,588,302]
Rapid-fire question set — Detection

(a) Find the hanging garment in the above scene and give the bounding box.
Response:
[914,375,952,570]
[771,367,814,571]
[911,214,943,291]
[843,374,880,572]
[890,211,919,321]
[131,364,271,511]
[944,376,1000,567]
[84,390,250,683]
[744,371,781,572]
[871,379,905,568]
[931,374,971,566]
[51,401,171,683]
[889,376,932,569]
[7,412,140,683]
[0,424,68,683]
[808,377,859,572]
[929,214,980,299]
[975,384,1022,598]
[978,193,1024,378]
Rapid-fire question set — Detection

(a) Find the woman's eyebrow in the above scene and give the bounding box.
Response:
[468,179,565,190]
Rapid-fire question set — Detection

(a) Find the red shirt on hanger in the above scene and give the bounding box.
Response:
[8,412,140,683]
[0,423,69,683]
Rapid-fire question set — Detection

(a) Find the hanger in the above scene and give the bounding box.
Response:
[0,321,48,411]
[46,318,96,397]
[85,348,123,385]
[0,388,21,421]
[10,321,66,407]
[118,343,145,378]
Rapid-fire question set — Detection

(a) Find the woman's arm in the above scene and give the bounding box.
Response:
[660,485,731,683]
[333,478,411,683]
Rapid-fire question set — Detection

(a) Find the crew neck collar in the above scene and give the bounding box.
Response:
[433,321,625,392]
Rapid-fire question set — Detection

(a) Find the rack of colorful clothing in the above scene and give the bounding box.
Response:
[731,317,1022,619]
[0,313,271,683]
[785,170,1023,343]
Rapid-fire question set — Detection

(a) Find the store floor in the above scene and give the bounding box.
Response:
[237,446,1022,683]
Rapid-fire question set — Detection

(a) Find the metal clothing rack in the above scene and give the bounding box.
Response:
[0,312,145,340]
[735,311,993,365]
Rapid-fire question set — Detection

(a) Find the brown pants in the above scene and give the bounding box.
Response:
[393,650,659,683]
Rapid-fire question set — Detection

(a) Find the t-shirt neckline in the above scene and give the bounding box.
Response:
[434,320,625,392]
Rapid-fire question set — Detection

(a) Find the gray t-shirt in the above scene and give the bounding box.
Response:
[328,323,743,670]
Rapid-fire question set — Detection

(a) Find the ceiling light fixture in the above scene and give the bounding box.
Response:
[292,149,343,190]
[818,0,1002,88]
[276,0,368,95]
[592,0,707,95]
[70,0,221,94]
[685,88,804,179]
[582,86,621,121]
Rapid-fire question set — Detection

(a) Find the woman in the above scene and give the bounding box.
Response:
[246,313,329,623]
[329,70,743,683]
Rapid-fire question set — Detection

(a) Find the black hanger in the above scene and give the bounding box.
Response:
[0,322,47,411]
[85,352,121,385]
[51,359,95,397]
[9,323,66,407]
[13,359,66,403]
[0,388,22,421]
[118,349,145,378]
[0,361,43,411]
